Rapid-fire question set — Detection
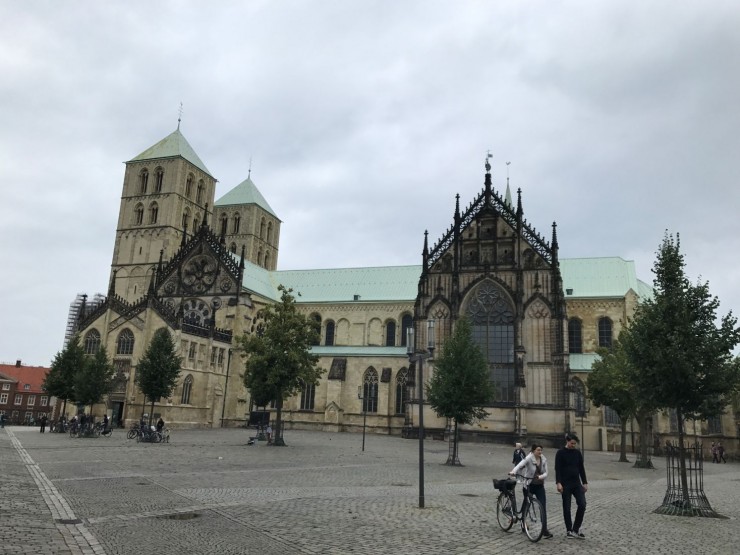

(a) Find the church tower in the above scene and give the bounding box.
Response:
[110,127,216,302]
[213,175,281,270]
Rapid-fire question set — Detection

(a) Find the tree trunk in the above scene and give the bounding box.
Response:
[453,420,459,463]
[149,399,155,427]
[619,417,629,462]
[633,412,654,468]
[273,396,285,446]
[676,407,690,506]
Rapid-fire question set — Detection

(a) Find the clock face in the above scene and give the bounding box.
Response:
[182,255,218,294]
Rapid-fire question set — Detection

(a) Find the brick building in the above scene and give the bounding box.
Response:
[0,361,52,425]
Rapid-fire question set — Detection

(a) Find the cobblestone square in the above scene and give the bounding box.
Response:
[1,426,737,554]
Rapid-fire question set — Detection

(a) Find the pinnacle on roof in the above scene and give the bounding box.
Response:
[129,129,212,177]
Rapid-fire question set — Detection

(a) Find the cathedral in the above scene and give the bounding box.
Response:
[65,126,737,452]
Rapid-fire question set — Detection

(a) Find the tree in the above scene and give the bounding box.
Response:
[588,335,652,463]
[43,334,85,417]
[426,317,495,465]
[622,233,740,504]
[74,346,116,415]
[238,285,322,446]
[135,328,183,426]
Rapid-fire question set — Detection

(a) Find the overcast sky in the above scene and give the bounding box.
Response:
[2,1,739,366]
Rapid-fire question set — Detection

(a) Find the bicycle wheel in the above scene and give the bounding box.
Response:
[127,429,137,440]
[523,497,544,542]
[153,432,162,443]
[496,493,515,531]
[136,431,143,443]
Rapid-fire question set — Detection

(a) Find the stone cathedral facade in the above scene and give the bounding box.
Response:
[65,126,738,452]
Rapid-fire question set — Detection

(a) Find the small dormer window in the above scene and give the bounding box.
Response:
[24,384,30,390]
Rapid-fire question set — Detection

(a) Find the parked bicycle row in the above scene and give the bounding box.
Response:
[126,417,170,443]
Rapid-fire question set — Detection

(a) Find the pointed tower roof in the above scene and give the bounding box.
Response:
[129,129,212,176]
[215,176,280,220]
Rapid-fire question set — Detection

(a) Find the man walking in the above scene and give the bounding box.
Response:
[555,433,588,539]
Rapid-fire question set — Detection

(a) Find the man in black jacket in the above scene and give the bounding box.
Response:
[555,433,588,539]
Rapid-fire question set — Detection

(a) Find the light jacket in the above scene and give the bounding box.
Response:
[511,452,548,487]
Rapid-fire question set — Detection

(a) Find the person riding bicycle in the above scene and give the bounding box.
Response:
[511,444,553,539]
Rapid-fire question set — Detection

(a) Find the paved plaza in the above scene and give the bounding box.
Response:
[1,425,738,554]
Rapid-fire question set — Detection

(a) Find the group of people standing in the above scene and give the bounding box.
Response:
[509,433,588,540]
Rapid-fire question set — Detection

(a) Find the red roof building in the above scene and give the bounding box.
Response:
[0,360,52,424]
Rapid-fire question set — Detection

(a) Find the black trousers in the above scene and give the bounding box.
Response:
[561,483,587,532]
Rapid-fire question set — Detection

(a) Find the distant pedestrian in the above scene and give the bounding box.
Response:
[156,417,165,433]
[0,413,5,428]
[717,442,727,463]
[40,415,48,433]
[266,424,273,444]
[103,414,109,432]
[512,442,526,465]
[711,442,719,463]
[555,433,588,540]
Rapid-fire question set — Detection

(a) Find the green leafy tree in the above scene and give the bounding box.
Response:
[622,233,740,506]
[74,346,116,415]
[426,317,495,465]
[43,334,85,417]
[135,328,183,426]
[588,334,656,464]
[238,285,322,446]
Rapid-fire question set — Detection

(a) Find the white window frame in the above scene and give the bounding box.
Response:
[0,393,8,404]
[41,396,48,407]
[14,394,22,405]
[27,395,35,406]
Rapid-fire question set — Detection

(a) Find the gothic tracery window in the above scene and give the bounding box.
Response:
[362,368,379,413]
[598,317,613,348]
[116,329,135,355]
[467,282,515,403]
[84,329,101,354]
[299,379,315,411]
[181,375,193,404]
[134,204,144,225]
[139,169,149,194]
[149,202,158,224]
[154,167,164,193]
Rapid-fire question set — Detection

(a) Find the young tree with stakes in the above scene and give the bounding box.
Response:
[622,233,740,506]
[239,285,322,446]
[135,328,183,426]
[426,317,495,465]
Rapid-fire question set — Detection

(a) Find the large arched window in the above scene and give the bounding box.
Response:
[134,204,144,225]
[83,329,101,354]
[385,321,396,347]
[220,214,228,236]
[185,174,193,198]
[568,319,582,354]
[181,375,193,404]
[395,368,409,414]
[260,218,266,239]
[264,252,270,269]
[401,314,413,347]
[325,321,335,346]
[299,379,315,411]
[233,213,241,234]
[154,167,164,193]
[139,169,149,194]
[267,221,273,242]
[310,314,321,346]
[196,180,204,204]
[598,317,613,348]
[362,368,379,413]
[149,202,159,224]
[116,329,135,355]
[467,282,515,403]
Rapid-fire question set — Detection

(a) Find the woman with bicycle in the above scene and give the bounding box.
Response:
[510,444,553,539]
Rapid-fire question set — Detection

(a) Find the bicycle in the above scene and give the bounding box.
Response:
[95,422,113,438]
[127,425,140,440]
[136,428,162,443]
[493,473,544,542]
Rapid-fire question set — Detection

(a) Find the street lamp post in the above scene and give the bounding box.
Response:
[406,319,435,509]
[358,386,367,452]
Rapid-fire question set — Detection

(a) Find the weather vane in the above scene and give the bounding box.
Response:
[248,156,252,179]
[506,160,511,179]
[485,150,492,172]
[177,102,184,130]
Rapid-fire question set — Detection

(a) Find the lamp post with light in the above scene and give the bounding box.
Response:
[406,319,435,509]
